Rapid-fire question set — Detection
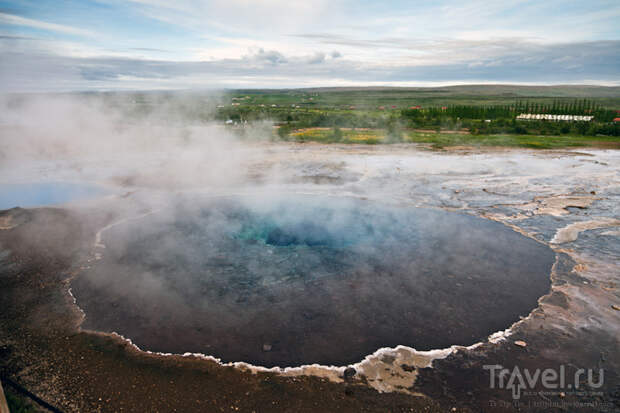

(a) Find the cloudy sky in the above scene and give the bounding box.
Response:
[1,0,619,91]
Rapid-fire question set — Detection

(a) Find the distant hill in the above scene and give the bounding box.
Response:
[227,85,620,110]
[284,85,620,98]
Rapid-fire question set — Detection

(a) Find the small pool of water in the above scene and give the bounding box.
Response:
[0,182,105,210]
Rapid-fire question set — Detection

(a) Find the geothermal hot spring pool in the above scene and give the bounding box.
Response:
[73,195,554,367]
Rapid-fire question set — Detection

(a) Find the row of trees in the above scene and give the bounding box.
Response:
[217,100,619,137]
[402,100,617,122]
[408,106,513,120]
[467,119,619,136]
[515,99,604,115]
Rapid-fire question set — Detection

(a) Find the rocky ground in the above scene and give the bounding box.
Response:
[1,143,619,412]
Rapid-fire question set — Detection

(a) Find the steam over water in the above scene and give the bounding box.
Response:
[0,182,104,210]
[73,195,554,367]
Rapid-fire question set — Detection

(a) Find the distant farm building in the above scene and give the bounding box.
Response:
[516,114,593,122]
[614,117,620,122]
[409,105,421,110]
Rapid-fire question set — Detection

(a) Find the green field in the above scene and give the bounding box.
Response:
[71,86,620,148]
[406,131,620,149]
[216,85,620,148]
[287,127,384,144]
[226,85,620,110]
[278,127,620,149]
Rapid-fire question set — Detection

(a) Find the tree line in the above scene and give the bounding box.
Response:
[216,99,619,138]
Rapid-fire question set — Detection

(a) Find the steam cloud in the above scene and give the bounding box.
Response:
[0,92,274,190]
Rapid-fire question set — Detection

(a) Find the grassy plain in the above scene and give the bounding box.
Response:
[406,131,620,149]
[284,128,620,148]
[228,85,620,109]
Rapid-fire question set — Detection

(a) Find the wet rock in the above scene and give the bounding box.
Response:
[343,367,356,381]
[551,218,620,244]
[380,355,395,365]
[401,364,416,372]
[0,207,29,230]
[514,340,527,347]
[302,311,319,320]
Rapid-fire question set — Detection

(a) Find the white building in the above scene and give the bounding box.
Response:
[516,114,593,122]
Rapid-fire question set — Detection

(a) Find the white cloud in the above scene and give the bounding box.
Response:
[1,0,618,90]
[0,13,94,37]
[123,0,339,35]
[2,39,618,92]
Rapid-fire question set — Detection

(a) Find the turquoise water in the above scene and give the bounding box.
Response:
[74,195,555,367]
[0,182,104,210]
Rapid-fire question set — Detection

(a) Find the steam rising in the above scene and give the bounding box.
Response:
[0,93,268,190]
[71,194,554,367]
[0,92,555,370]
